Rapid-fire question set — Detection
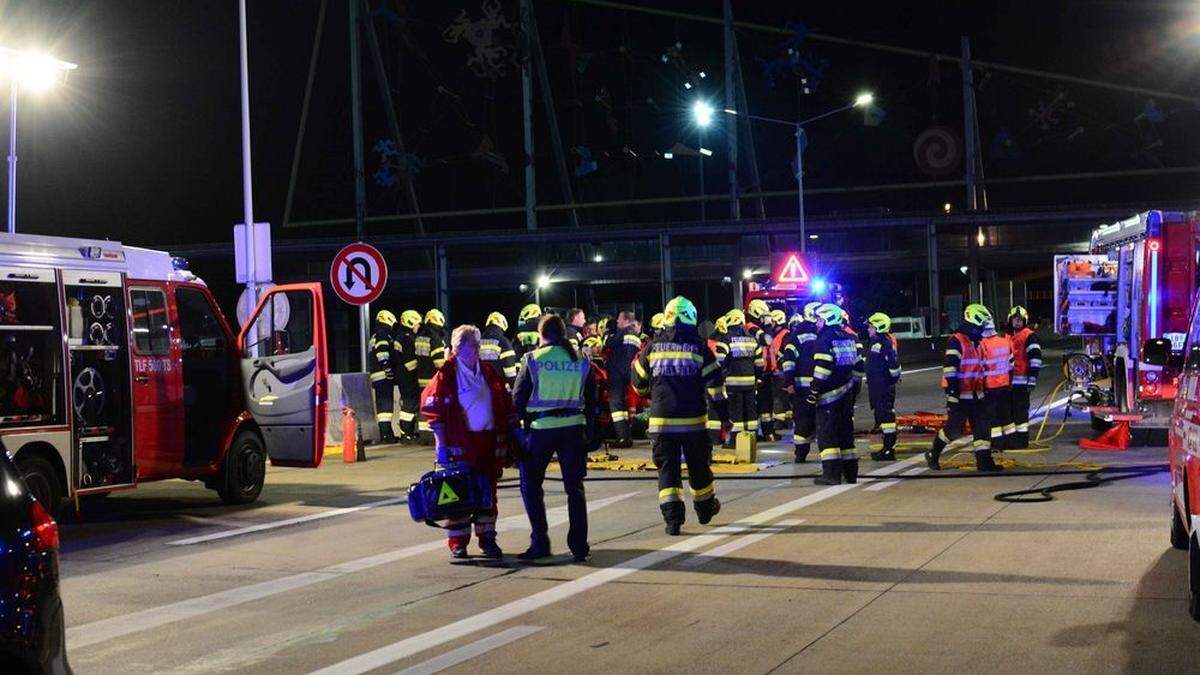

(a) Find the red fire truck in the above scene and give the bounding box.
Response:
[0,232,328,510]
[744,251,836,318]
[1054,210,1200,441]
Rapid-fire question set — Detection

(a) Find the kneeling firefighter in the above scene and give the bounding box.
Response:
[925,304,1002,472]
[632,296,724,535]
[865,312,902,461]
[810,303,865,485]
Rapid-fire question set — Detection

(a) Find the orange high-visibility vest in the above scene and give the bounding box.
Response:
[980,334,1012,390]
[1008,328,1034,378]
[942,333,985,395]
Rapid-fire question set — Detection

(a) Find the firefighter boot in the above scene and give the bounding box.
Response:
[841,458,859,484]
[1015,430,1030,449]
[870,434,897,461]
[661,501,685,536]
[814,459,843,485]
[794,442,810,463]
[695,497,721,525]
[975,450,1003,473]
[925,436,946,471]
[378,422,396,444]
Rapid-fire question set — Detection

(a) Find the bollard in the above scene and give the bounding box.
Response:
[342,407,358,463]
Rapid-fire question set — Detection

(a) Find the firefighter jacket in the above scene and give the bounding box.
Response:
[368,321,395,383]
[632,324,726,435]
[745,322,768,370]
[941,323,985,400]
[811,325,865,405]
[605,325,643,382]
[565,324,585,352]
[716,325,762,390]
[514,319,542,361]
[865,333,902,387]
[480,324,518,383]
[392,326,420,389]
[415,325,446,388]
[980,332,1013,390]
[512,342,597,430]
[779,321,818,391]
[1008,327,1042,386]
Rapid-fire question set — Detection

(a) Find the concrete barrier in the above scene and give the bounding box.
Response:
[323,373,379,446]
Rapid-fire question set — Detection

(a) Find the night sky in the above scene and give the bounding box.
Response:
[6,0,1200,246]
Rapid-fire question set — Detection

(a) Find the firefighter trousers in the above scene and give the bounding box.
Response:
[1011,385,1032,447]
[938,397,992,452]
[756,379,774,437]
[608,377,632,443]
[772,376,792,430]
[816,394,856,460]
[987,387,1015,449]
[792,389,816,451]
[706,394,729,445]
[651,431,717,525]
[372,379,396,441]
[726,387,758,437]
[397,383,420,438]
[869,380,897,448]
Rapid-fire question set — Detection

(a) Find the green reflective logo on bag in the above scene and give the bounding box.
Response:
[437,481,460,505]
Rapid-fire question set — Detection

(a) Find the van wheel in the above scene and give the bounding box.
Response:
[17,455,61,512]
[216,430,266,505]
[1172,499,1190,550]
[1190,532,1200,622]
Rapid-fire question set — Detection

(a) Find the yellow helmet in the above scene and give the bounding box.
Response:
[486,311,508,331]
[519,303,542,323]
[597,317,610,334]
[747,298,770,320]
[714,316,728,334]
[964,303,993,327]
[770,309,786,325]
[374,310,397,327]
[803,301,822,322]
[583,335,603,352]
[399,310,422,330]
[789,312,803,326]
[815,303,844,326]
[725,309,746,326]
[650,313,666,330]
[424,308,446,327]
[867,312,891,333]
[1008,305,1029,322]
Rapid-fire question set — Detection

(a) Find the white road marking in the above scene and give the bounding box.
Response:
[307,458,919,675]
[865,465,928,491]
[903,365,943,375]
[168,496,408,546]
[394,626,544,675]
[678,518,805,568]
[66,492,638,650]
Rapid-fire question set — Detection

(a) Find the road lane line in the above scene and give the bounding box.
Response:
[308,458,920,675]
[678,518,804,569]
[903,365,943,375]
[394,626,544,675]
[168,496,408,546]
[66,492,638,650]
[865,465,928,492]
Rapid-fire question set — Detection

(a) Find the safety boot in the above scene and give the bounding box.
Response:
[378,423,397,444]
[794,442,810,463]
[925,436,946,470]
[870,434,896,461]
[665,522,682,536]
[975,451,1003,473]
[1014,431,1030,449]
[814,459,843,485]
[841,458,859,484]
[478,536,503,559]
[696,497,721,525]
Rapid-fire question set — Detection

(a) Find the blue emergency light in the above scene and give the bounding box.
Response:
[811,277,828,294]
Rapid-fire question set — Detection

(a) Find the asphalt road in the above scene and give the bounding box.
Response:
[57,357,1196,674]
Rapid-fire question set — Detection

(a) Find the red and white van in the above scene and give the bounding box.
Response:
[0,232,328,510]
[1169,293,1200,620]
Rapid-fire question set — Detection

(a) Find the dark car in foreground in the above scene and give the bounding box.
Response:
[0,447,70,674]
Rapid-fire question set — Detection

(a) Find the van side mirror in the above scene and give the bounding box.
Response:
[1143,338,1171,367]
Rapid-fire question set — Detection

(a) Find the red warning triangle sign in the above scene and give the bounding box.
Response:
[777,254,810,284]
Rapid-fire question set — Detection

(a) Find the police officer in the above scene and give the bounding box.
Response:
[716,309,761,449]
[767,308,792,435]
[394,310,422,441]
[779,302,820,462]
[1006,306,1042,448]
[865,312,902,461]
[415,309,447,443]
[604,311,642,448]
[746,299,774,440]
[632,296,724,535]
[706,316,731,445]
[481,311,518,386]
[926,304,1002,473]
[515,304,543,360]
[809,303,865,484]
[981,317,1015,452]
[369,310,399,443]
[512,314,596,562]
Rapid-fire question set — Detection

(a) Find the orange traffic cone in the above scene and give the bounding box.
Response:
[342,407,358,463]
[1079,421,1131,451]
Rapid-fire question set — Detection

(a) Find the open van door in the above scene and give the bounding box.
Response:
[237,283,328,467]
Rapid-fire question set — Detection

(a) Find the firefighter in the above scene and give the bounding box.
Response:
[632,296,724,535]
[394,310,422,441]
[650,312,667,340]
[809,303,865,484]
[716,309,761,449]
[981,318,1015,452]
[368,309,399,443]
[865,312,902,461]
[707,316,731,445]
[1006,306,1042,448]
[415,309,447,443]
[481,311,518,386]
[768,308,793,435]
[746,299,774,440]
[779,302,820,462]
[925,304,1003,473]
[604,310,642,448]
[515,304,543,360]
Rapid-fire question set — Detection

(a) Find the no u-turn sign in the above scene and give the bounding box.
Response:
[330,243,388,305]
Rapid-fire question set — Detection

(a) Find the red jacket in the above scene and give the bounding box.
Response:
[420,354,517,478]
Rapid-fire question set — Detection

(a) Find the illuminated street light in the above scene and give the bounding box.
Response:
[593,253,604,263]
[692,100,715,128]
[0,47,77,234]
[976,228,986,246]
[742,268,753,280]
[537,273,552,289]
[519,283,529,292]
[808,234,820,240]
[853,92,875,107]
[943,202,952,213]
[699,147,713,157]
[690,100,716,222]
[960,266,969,275]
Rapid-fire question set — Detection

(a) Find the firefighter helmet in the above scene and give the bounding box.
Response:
[650,312,666,330]
[803,301,822,323]
[399,310,422,330]
[485,311,508,331]
[867,312,892,333]
[424,308,446,327]
[519,303,542,323]
[788,312,803,326]
[671,297,698,326]
[964,303,993,327]
[747,298,770,320]
[374,310,397,327]
[725,309,746,326]
[714,316,728,334]
[1008,305,1029,321]
[815,303,844,326]
[770,309,786,326]
[583,335,603,352]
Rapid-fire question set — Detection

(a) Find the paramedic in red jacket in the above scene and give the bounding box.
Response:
[421,324,517,560]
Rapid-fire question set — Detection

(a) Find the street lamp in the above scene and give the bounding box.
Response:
[0,47,77,234]
[535,273,552,305]
[724,91,874,250]
[691,99,715,222]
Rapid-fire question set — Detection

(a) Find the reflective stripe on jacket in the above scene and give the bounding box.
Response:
[1008,327,1042,385]
[942,331,985,397]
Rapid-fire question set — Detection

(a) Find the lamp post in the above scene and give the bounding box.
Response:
[0,47,77,234]
[724,92,873,250]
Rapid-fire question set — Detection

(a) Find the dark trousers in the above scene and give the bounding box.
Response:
[397,383,420,437]
[772,376,792,429]
[1012,385,1032,444]
[756,379,774,436]
[939,397,992,451]
[608,377,632,442]
[519,425,589,556]
[652,431,716,525]
[372,380,395,440]
[869,381,897,443]
[987,387,1014,448]
[706,395,728,445]
[792,389,815,448]
[816,394,856,460]
[726,387,757,435]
